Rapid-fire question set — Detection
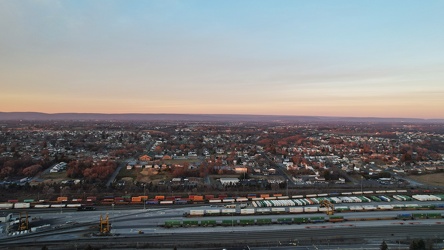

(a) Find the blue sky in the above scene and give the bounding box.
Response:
[1,0,443,118]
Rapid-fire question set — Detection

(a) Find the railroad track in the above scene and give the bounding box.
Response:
[2,224,444,249]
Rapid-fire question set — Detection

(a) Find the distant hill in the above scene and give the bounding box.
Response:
[0,112,443,123]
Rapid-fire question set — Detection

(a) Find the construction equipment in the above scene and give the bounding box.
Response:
[320,200,335,215]
[99,214,111,234]
[18,212,29,231]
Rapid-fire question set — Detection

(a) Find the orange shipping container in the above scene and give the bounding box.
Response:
[139,196,148,200]
[155,196,165,201]
[131,197,142,202]
[260,194,270,198]
[273,194,282,197]
[57,197,68,202]
[193,196,204,201]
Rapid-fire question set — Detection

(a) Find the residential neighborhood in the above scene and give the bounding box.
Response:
[0,120,443,200]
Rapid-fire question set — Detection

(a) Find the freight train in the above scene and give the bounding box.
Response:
[164,216,345,228]
[166,212,443,228]
[1,191,443,210]
[183,204,444,217]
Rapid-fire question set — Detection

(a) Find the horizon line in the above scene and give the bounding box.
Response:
[1,111,443,121]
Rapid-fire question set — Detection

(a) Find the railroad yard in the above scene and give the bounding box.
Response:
[1,190,444,249]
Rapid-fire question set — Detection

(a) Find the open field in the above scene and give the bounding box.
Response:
[408,173,444,187]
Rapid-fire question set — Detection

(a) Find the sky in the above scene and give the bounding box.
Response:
[1,0,443,119]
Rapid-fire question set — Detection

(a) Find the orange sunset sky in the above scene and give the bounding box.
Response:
[1,1,443,119]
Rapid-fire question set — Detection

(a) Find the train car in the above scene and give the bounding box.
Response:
[208,199,221,203]
[379,196,391,202]
[334,206,350,212]
[221,219,237,227]
[182,220,199,227]
[154,196,165,201]
[146,200,159,205]
[377,205,394,210]
[349,206,363,211]
[239,219,255,226]
[174,199,188,205]
[271,207,286,214]
[102,197,114,202]
[34,204,51,209]
[236,197,248,202]
[292,195,304,199]
[256,208,271,214]
[50,204,66,208]
[328,216,345,223]
[362,205,377,211]
[247,194,257,199]
[256,218,272,225]
[289,207,304,213]
[293,217,310,224]
[222,198,235,203]
[397,213,412,220]
[221,209,236,215]
[240,209,255,215]
[164,220,181,228]
[188,210,205,217]
[0,203,14,209]
[205,209,221,216]
[77,205,96,211]
[57,197,68,202]
[66,204,82,208]
[412,213,428,219]
[192,196,204,202]
[201,220,217,227]
[309,216,325,223]
[304,207,318,213]
[204,195,215,200]
[277,196,290,200]
[14,202,31,209]
[426,213,442,219]
[277,218,292,224]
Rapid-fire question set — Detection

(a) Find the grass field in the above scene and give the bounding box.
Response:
[408,172,444,187]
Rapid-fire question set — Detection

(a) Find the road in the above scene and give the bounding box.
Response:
[261,153,296,187]
[106,160,127,187]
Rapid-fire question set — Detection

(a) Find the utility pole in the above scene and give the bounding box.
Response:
[143,184,146,210]
[361,176,363,193]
